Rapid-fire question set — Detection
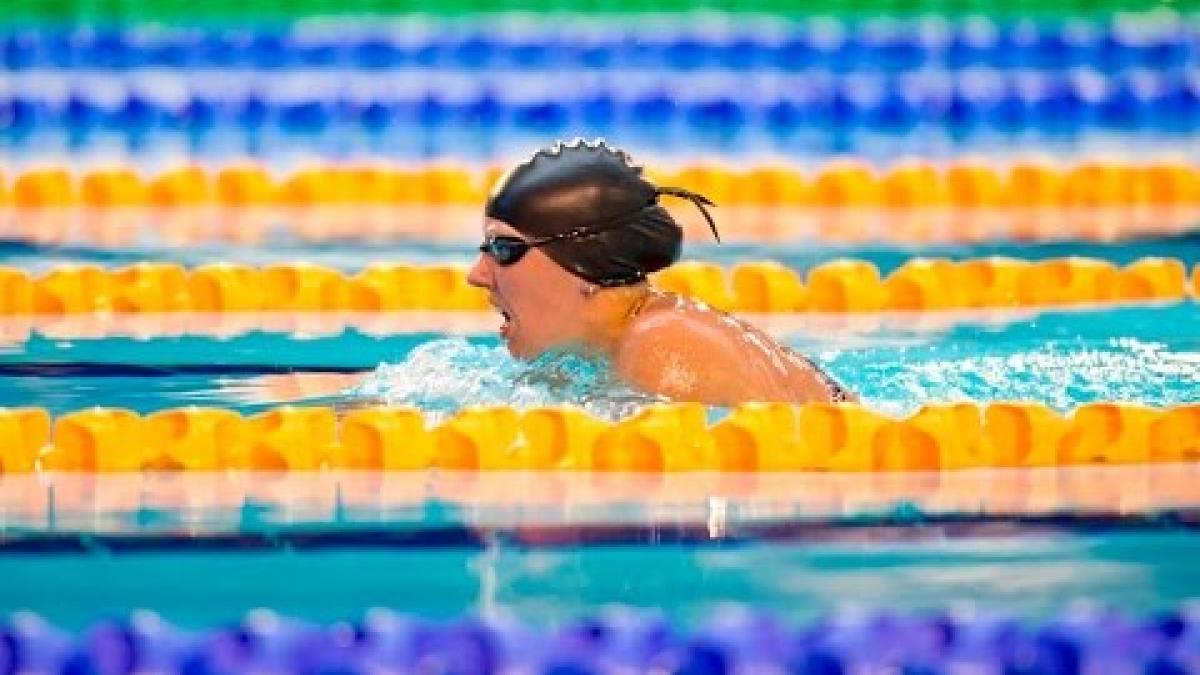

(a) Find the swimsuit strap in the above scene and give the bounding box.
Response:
[825,378,853,403]
[801,355,854,403]
[628,289,653,320]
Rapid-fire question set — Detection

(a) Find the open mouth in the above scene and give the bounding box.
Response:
[491,298,513,337]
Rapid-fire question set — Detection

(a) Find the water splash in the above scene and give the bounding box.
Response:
[347,338,665,422]
[342,334,1200,422]
[824,336,1200,417]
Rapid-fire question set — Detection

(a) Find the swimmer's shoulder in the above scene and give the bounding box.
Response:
[620,293,734,352]
[619,292,857,405]
[613,295,764,404]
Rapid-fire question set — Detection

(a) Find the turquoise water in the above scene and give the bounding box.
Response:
[351,342,660,421]
[1,531,1197,629]
[0,304,1195,417]
[0,238,1197,627]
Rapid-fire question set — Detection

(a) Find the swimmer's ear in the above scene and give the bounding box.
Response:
[656,186,721,243]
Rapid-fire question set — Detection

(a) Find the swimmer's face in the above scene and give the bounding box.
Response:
[467,218,591,359]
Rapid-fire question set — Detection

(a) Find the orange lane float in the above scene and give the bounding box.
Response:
[188,263,267,312]
[730,261,808,312]
[335,407,433,470]
[735,166,810,205]
[0,268,34,314]
[31,264,113,314]
[80,168,148,208]
[148,166,212,206]
[652,261,738,312]
[141,407,245,471]
[810,160,881,208]
[4,402,1197,474]
[40,407,145,472]
[806,259,887,312]
[228,406,338,471]
[12,168,76,208]
[945,161,1006,208]
[880,161,946,209]
[0,407,51,474]
[955,257,1031,308]
[2,161,1197,210]
[0,256,1195,315]
[110,262,192,313]
[1,161,1194,244]
[215,165,278,206]
[882,258,965,311]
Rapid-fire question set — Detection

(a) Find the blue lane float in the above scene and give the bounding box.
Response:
[3,72,1198,136]
[3,606,1199,674]
[1,18,1195,159]
[1,17,1195,72]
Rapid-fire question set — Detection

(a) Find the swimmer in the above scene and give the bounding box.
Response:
[247,140,853,405]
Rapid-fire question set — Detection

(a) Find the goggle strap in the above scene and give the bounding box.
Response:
[525,204,655,246]
[526,187,720,246]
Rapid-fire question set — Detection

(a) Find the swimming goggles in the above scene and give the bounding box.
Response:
[478,235,540,266]
[477,222,628,267]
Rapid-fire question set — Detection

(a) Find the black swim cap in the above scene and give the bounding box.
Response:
[485,139,719,287]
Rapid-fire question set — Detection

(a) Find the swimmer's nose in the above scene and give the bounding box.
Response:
[466,253,494,289]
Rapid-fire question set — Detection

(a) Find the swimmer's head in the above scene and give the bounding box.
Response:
[468,139,718,358]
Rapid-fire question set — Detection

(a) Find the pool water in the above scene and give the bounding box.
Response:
[1,531,1198,630]
[0,237,1197,630]
[0,303,1195,419]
